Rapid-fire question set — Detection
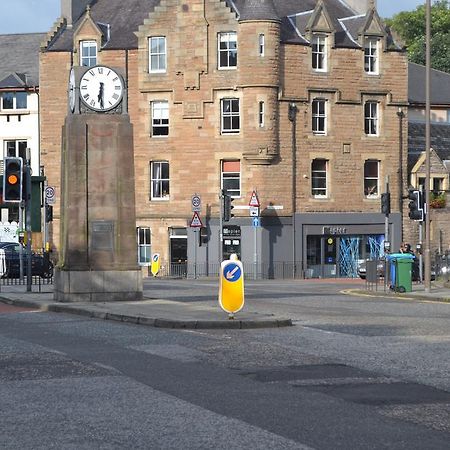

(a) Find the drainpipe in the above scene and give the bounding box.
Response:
[288,102,297,277]
[397,107,404,240]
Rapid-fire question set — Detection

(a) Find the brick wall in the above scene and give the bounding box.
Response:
[39,1,408,263]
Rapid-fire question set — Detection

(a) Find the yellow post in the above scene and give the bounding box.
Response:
[219,254,245,317]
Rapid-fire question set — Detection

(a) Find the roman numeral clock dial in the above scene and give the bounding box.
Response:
[79,65,124,112]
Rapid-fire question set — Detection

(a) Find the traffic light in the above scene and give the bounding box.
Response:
[3,157,23,202]
[381,192,391,215]
[45,205,53,223]
[408,189,424,221]
[223,192,234,222]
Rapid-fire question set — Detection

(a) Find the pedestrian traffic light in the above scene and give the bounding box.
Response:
[45,205,53,223]
[408,189,424,221]
[381,192,391,215]
[3,157,23,202]
[223,192,234,222]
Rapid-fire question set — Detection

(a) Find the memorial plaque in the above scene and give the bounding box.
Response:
[90,221,114,251]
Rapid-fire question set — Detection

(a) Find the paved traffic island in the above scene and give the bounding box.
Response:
[0,294,293,329]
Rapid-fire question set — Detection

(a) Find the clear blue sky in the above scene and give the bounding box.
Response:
[0,0,431,34]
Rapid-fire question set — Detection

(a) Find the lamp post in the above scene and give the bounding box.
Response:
[424,0,431,291]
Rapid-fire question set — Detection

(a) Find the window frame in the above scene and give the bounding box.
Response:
[218,31,237,70]
[259,33,265,57]
[221,98,240,134]
[311,159,328,198]
[364,101,379,136]
[1,92,27,110]
[80,40,97,67]
[221,160,241,198]
[149,36,167,73]
[311,34,327,72]
[364,37,379,75]
[137,227,151,266]
[150,160,170,201]
[151,100,169,137]
[258,101,265,128]
[4,140,27,160]
[312,98,327,135]
[364,160,380,198]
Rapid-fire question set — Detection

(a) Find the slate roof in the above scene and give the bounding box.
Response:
[0,33,45,88]
[409,62,450,106]
[48,0,160,51]
[46,0,398,51]
[408,122,450,170]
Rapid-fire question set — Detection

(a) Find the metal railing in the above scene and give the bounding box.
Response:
[147,261,315,280]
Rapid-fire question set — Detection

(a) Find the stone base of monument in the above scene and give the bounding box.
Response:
[54,268,143,302]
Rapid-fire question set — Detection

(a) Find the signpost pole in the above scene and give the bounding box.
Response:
[219,191,224,265]
[248,190,260,280]
[194,228,198,279]
[254,224,257,280]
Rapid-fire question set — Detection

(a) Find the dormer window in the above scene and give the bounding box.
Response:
[364,38,379,74]
[80,40,97,67]
[312,34,327,72]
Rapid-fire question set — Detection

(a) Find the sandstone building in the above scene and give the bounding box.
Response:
[40,0,408,278]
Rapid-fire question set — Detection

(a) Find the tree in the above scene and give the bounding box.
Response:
[385,1,450,73]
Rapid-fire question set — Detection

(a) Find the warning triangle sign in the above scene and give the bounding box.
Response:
[190,211,203,227]
[249,190,260,207]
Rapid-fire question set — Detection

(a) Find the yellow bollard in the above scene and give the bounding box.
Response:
[219,253,244,316]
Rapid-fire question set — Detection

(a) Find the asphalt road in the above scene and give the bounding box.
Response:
[0,278,449,449]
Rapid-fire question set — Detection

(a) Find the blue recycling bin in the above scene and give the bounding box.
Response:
[387,253,415,292]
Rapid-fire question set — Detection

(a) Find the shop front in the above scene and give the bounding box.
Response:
[298,213,401,279]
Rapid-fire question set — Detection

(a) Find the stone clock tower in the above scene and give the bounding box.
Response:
[54,65,143,302]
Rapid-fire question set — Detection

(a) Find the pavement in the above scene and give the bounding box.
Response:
[0,279,449,330]
[347,280,450,303]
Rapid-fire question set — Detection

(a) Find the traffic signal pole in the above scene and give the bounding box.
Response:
[25,151,32,292]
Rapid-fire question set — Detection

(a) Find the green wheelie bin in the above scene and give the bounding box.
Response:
[388,253,414,293]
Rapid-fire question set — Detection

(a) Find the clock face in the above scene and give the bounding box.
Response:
[79,65,124,112]
[68,68,75,112]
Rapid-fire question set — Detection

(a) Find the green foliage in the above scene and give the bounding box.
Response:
[385,1,450,73]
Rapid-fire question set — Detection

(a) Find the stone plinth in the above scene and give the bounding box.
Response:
[54,112,143,302]
[54,269,142,302]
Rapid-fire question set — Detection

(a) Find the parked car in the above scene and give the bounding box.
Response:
[0,242,53,279]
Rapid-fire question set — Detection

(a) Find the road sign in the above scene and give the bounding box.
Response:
[190,211,203,227]
[219,255,245,315]
[45,186,56,205]
[249,190,260,207]
[151,253,160,276]
[191,194,201,212]
[252,217,260,228]
[249,206,259,217]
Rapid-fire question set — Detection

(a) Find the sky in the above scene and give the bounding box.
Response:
[0,0,431,34]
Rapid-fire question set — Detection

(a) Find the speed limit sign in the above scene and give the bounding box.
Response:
[45,186,56,205]
[191,194,201,212]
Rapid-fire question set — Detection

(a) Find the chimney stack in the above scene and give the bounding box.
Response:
[343,0,377,15]
[61,0,92,27]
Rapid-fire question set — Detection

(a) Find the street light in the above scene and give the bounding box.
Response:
[424,0,431,291]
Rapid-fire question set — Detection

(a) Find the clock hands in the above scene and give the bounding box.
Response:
[98,82,104,109]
